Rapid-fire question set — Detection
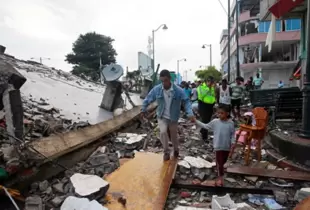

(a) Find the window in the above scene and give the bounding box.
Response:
[276,21,281,32]
[258,21,281,33]
[285,19,301,31]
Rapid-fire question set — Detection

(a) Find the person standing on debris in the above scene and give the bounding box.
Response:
[183,83,192,99]
[194,104,235,186]
[197,76,217,141]
[245,77,254,91]
[231,76,245,121]
[191,83,198,102]
[253,73,264,89]
[216,79,231,110]
[141,69,195,161]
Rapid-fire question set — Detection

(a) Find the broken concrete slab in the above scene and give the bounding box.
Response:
[61,196,108,210]
[70,173,109,197]
[183,156,215,169]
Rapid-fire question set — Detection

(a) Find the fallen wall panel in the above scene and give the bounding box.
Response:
[30,104,156,161]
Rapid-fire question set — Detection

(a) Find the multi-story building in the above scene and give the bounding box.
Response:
[220,0,301,88]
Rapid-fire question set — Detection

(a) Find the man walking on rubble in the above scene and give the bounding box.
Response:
[141,69,195,161]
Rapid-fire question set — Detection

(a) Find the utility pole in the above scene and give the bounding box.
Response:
[151,24,168,71]
[209,44,212,67]
[177,58,186,84]
[236,0,241,77]
[227,0,231,82]
[299,0,310,139]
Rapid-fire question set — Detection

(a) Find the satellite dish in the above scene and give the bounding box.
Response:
[101,64,124,82]
[140,65,154,77]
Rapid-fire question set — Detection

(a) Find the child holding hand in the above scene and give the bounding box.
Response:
[195,104,235,186]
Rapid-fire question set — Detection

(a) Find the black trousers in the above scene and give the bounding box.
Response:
[198,101,214,140]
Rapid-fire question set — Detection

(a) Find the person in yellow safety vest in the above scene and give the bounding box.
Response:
[197,76,217,141]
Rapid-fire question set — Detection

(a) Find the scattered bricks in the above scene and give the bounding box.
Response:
[88,154,110,166]
[25,195,44,210]
[39,180,49,192]
[180,191,191,198]
[52,182,65,194]
[274,190,288,205]
[50,195,66,207]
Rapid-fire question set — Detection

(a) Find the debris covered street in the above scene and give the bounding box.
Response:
[3,0,310,208]
[18,114,310,210]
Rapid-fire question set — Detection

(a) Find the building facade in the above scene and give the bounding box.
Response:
[220,0,301,88]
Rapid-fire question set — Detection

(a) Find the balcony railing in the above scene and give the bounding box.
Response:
[220,31,300,65]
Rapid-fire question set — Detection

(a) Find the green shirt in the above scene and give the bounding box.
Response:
[231,83,244,100]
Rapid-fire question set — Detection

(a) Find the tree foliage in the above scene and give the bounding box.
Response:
[195,66,222,82]
[66,32,117,81]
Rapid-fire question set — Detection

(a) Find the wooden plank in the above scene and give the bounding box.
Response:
[105,152,178,210]
[227,166,310,181]
[29,104,156,161]
[172,180,274,195]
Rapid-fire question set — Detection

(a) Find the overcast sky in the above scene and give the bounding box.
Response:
[0,0,228,81]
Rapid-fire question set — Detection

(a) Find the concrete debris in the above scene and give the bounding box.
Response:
[183,156,215,169]
[10,108,310,210]
[114,133,147,158]
[212,194,254,210]
[294,188,310,202]
[22,97,90,140]
[70,173,109,197]
[165,117,303,210]
[61,196,108,210]
[25,195,44,210]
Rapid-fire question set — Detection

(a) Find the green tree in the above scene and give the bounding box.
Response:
[66,32,117,81]
[195,66,222,82]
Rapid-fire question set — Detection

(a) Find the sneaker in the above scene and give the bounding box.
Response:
[173,150,179,158]
[163,153,170,161]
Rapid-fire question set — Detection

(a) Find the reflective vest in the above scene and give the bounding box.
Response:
[197,83,216,104]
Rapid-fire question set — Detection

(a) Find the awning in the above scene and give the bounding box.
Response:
[269,0,304,18]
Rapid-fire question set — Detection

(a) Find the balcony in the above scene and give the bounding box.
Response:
[241,61,298,72]
[220,31,300,65]
[239,31,300,46]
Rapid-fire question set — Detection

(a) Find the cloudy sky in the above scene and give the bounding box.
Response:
[0,0,228,81]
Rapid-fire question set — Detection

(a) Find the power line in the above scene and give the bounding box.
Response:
[217,0,228,15]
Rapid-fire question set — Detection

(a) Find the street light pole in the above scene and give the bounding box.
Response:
[177,58,186,84]
[151,24,168,71]
[236,0,241,77]
[202,44,212,67]
[299,0,310,139]
[227,0,231,82]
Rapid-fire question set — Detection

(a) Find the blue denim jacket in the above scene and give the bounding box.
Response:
[141,84,193,122]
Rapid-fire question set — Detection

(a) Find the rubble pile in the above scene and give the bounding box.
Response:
[25,131,149,209]
[22,95,89,140]
[164,119,308,210]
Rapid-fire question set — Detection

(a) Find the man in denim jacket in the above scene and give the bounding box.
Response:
[141,70,195,161]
